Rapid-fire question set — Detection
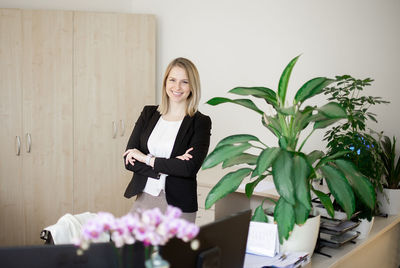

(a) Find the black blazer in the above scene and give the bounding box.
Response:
[124,105,212,212]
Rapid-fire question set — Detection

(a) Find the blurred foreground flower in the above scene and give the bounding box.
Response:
[74,205,199,252]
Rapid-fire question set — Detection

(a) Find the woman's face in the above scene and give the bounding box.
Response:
[165,66,191,105]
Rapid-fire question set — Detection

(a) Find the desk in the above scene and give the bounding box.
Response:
[242,214,400,267]
[197,169,400,267]
[309,214,400,268]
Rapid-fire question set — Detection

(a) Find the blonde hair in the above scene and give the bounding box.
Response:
[158,57,201,117]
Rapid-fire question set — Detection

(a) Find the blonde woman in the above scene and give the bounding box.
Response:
[123,57,212,222]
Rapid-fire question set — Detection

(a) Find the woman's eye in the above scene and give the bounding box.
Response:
[183,81,189,84]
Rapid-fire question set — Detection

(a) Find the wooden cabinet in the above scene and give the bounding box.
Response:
[0,8,25,246]
[73,12,156,217]
[0,9,155,246]
[0,9,74,246]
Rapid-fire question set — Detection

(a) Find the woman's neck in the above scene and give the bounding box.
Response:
[163,102,187,121]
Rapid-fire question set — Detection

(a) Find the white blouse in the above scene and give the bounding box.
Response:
[143,116,183,196]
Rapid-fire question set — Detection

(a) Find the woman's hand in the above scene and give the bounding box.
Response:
[176,147,193,161]
[123,148,146,166]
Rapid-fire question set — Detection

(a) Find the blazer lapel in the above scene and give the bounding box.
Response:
[142,109,161,153]
[170,114,194,157]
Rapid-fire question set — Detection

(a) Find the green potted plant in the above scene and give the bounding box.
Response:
[322,75,388,235]
[201,55,376,252]
[378,135,400,215]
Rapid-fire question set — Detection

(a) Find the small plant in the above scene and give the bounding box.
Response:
[201,56,375,244]
[323,75,389,197]
[380,135,400,189]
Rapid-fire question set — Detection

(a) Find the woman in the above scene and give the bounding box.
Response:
[123,57,212,222]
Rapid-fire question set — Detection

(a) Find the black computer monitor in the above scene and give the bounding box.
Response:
[0,242,121,268]
[162,209,252,268]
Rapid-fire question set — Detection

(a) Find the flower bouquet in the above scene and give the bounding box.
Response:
[74,206,199,268]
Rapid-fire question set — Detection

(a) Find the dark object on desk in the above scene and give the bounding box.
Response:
[162,209,252,268]
[40,229,54,244]
[197,246,221,268]
[319,230,360,248]
[0,242,120,268]
[320,217,360,235]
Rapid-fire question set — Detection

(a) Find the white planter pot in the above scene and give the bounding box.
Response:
[377,188,400,215]
[268,215,320,257]
[354,217,374,239]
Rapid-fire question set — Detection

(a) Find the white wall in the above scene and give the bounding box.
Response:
[2,0,400,163]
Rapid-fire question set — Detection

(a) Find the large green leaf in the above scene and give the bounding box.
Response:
[262,114,282,137]
[206,97,263,114]
[317,102,347,119]
[229,87,278,107]
[252,202,269,223]
[315,150,351,169]
[294,201,310,225]
[245,175,267,198]
[293,155,311,210]
[278,55,300,106]
[306,150,325,165]
[272,150,295,205]
[334,159,376,210]
[202,143,251,169]
[293,106,314,131]
[312,189,335,218]
[313,118,342,129]
[255,147,281,176]
[274,197,295,244]
[222,153,258,168]
[294,77,334,104]
[205,168,252,209]
[320,165,355,219]
[215,134,261,148]
[276,106,295,116]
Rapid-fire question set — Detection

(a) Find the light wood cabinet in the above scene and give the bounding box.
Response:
[0,9,155,246]
[73,12,156,217]
[0,8,25,246]
[0,9,74,246]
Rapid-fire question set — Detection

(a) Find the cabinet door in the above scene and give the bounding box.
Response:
[0,9,25,246]
[21,10,73,245]
[74,12,155,216]
[115,14,156,216]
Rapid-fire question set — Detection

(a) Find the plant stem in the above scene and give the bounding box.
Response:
[298,129,315,152]
[257,140,268,148]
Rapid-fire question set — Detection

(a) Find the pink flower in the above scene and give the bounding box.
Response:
[76,206,199,252]
[96,212,115,231]
[177,222,200,242]
[165,205,182,219]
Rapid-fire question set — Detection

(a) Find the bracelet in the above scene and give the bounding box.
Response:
[146,154,153,166]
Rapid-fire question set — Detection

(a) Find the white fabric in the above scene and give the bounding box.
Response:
[143,117,182,196]
[44,212,110,245]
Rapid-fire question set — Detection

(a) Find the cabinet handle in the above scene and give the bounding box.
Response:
[16,136,21,156]
[26,133,31,153]
[112,121,117,139]
[120,120,125,137]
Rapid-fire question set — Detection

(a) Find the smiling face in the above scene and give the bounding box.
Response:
[165,66,191,105]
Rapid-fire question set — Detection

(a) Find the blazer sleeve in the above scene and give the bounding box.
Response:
[124,106,160,179]
[153,114,212,178]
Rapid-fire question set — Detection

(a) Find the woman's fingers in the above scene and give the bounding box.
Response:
[123,149,131,157]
